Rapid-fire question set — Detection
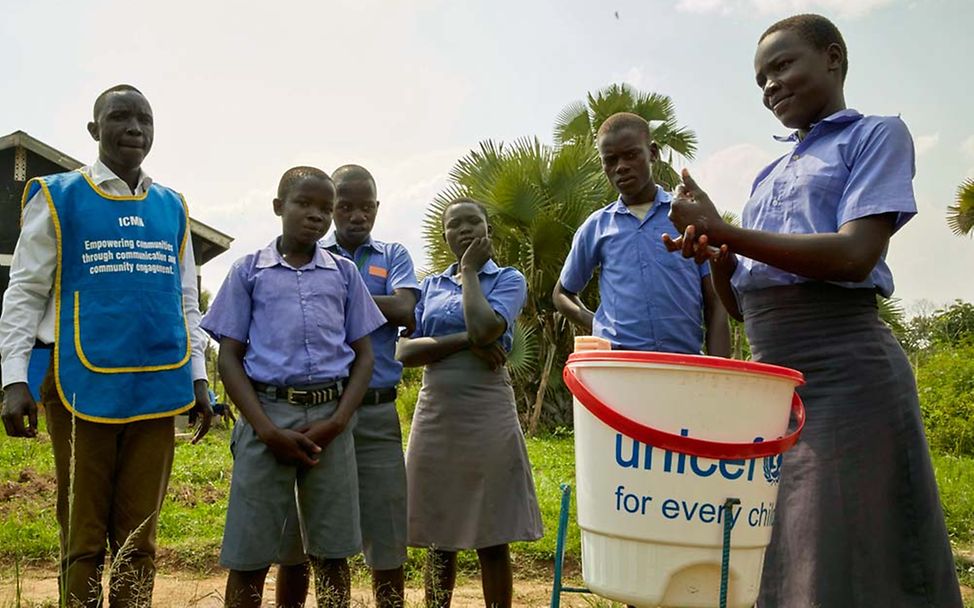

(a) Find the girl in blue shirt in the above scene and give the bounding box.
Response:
[397,198,543,608]
[666,14,961,607]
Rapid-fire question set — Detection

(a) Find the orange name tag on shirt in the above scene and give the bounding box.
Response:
[368,265,388,278]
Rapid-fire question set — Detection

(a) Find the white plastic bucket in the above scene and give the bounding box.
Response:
[564,348,805,608]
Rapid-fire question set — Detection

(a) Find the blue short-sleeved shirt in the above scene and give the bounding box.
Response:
[731,110,917,298]
[559,185,709,353]
[201,239,386,387]
[413,260,526,352]
[322,234,421,389]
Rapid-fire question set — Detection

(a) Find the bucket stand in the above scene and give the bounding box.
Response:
[550,485,742,608]
[550,484,588,608]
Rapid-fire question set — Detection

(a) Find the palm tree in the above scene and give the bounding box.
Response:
[553,83,698,189]
[422,84,698,432]
[422,138,612,432]
[947,178,974,237]
[877,296,907,342]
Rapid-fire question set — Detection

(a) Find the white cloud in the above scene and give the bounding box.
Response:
[675,0,896,18]
[961,135,974,158]
[961,136,974,179]
[610,65,675,95]
[680,143,779,217]
[913,133,939,157]
[615,66,648,90]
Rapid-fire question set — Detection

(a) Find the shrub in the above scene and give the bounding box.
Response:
[917,343,974,456]
[396,367,423,432]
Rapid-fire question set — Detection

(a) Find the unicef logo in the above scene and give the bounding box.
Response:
[763,454,782,484]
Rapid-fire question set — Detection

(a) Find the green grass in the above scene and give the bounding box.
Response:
[2,404,972,600]
[935,452,974,595]
[0,432,58,564]
[933,453,974,546]
[516,430,578,562]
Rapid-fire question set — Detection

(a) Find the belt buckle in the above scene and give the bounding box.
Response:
[286,387,309,405]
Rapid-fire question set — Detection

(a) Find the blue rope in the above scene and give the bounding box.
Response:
[720,497,741,608]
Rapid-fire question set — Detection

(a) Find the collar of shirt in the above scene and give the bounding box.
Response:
[320,232,379,257]
[255,238,338,271]
[87,159,153,194]
[440,258,501,284]
[606,184,671,215]
[772,108,864,143]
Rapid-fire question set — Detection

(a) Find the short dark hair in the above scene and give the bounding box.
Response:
[277,166,333,199]
[332,164,377,193]
[93,84,145,120]
[596,112,652,144]
[442,197,489,226]
[760,14,848,80]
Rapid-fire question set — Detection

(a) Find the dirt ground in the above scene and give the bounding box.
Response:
[3,566,971,607]
[0,567,599,607]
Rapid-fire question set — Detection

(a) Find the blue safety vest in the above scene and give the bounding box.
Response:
[23,171,195,422]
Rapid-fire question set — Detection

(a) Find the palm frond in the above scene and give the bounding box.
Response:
[553,100,593,146]
[507,322,540,382]
[546,143,608,223]
[878,295,907,339]
[630,90,677,125]
[721,210,741,226]
[947,178,974,237]
[450,140,506,199]
[649,120,698,160]
[588,84,637,131]
[529,210,574,274]
[653,163,681,192]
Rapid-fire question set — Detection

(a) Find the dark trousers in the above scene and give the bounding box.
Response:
[41,371,175,607]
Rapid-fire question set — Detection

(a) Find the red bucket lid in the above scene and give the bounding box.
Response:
[567,350,805,386]
[564,351,807,459]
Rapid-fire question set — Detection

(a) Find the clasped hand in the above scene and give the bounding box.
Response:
[470,341,507,371]
[262,416,347,468]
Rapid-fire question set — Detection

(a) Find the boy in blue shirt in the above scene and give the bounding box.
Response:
[553,112,729,356]
[275,164,419,608]
[201,166,385,608]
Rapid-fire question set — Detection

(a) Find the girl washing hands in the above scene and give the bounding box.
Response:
[664,14,961,608]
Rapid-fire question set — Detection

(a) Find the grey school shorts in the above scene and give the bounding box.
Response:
[280,400,407,570]
[219,394,361,571]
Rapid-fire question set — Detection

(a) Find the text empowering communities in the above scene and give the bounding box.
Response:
[82,237,177,276]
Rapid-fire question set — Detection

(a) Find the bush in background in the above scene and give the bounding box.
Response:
[917,342,974,457]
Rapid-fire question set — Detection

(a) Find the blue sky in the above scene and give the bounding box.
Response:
[2,0,971,311]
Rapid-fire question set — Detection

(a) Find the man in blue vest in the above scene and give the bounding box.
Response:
[0,84,212,607]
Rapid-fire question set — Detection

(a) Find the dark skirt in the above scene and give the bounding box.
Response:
[741,284,961,607]
[405,350,544,550]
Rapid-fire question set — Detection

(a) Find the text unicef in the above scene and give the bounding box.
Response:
[611,432,781,529]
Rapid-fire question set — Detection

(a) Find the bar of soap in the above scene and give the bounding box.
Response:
[574,336,612,352]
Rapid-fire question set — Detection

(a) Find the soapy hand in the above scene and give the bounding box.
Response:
[668,169,725,243]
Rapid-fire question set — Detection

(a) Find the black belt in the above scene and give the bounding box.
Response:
[361,387,397,406]
[252,380,344,406]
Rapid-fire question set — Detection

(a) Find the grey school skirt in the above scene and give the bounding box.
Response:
[405,350,544,550]
[742,284,961,608]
